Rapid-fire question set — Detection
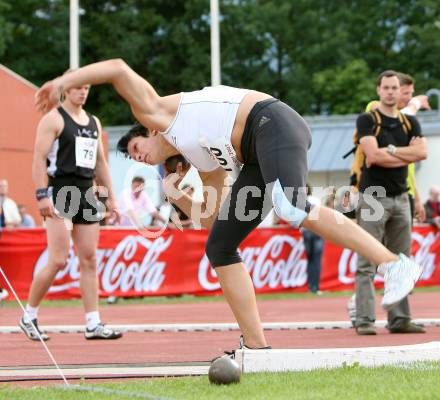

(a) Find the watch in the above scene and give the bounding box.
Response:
[387,144,397,155]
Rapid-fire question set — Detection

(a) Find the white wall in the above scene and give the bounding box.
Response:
[108,153,206,207]
[108,152,162,206]
[307,171,350,203]
[416,135,440,201]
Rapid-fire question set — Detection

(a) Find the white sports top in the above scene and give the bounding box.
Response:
[163,85,250,177]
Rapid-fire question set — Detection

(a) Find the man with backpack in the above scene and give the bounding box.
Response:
[364,73,430,223]
[353,70,427,335]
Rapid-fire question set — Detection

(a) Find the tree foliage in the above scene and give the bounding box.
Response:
[0,0,13,58]
[1,0,440,124]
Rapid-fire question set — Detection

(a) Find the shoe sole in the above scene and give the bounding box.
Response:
[389,330,426,334]
[356,330,377,335]
[382,281,414,311]
[85,334,123,340]
[382,264,422,311]
[85,336,123,340]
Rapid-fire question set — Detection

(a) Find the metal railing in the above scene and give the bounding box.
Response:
[426,88,440,115]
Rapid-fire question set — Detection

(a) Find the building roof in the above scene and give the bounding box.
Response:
[105,110,440,173]
[0,64,38,90]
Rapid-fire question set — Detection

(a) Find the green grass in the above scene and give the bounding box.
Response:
[2,285,439,309]
[2,363,440,399]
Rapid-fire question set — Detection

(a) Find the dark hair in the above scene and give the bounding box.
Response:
[164,155,190,173]
[117,122,149,157]
[132,176,145,184]
[376,70,399,87]
[398,72,414,87]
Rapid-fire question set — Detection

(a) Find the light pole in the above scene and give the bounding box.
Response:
[70,0,79,69]
[210,0,221,86]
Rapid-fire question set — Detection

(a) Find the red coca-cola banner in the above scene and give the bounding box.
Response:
[0,226,439,300]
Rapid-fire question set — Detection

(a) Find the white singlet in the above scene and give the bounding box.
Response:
[163,85,250,178]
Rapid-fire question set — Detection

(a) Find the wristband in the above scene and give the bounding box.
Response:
[36,188,49,201]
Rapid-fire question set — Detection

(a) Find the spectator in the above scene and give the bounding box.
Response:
[323,187,336,209]
[365,73,430,223]
[348,72,429,326]
[302,184,324,294]
[0,179,21,228]
[118,176,167,228]
[424,185,440,229]
[354,70,427,335]
[335,190,357,221]
[18,204,36,228]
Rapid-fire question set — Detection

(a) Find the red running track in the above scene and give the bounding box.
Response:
[0,292,439,368]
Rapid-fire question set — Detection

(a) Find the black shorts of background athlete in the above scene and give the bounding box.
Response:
[49,185,103,224]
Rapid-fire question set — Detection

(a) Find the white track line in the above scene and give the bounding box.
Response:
[0,365,209,378]
[1,319,439,334]
[235,341,440,372]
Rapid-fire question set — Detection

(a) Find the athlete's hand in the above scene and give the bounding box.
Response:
[162,162,186,200]
[106,197,120,225]
[414,95,431,111]
[38,198,55,218]
[35,77,63,114]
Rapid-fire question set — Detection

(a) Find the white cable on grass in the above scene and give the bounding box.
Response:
[62,384,174,400]
[0,266,70,386]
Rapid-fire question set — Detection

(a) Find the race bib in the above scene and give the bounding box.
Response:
[75,136,98,169]
[199,136,242,180]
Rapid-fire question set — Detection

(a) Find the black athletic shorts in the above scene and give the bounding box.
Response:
[48,176,103,225]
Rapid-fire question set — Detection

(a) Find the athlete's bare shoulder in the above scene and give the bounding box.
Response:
[37,107,64,137]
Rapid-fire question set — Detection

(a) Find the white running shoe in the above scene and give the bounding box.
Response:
[19,317,50,341]
[84,323,123,340]
[0,289,8,302]
[378,254,422,311]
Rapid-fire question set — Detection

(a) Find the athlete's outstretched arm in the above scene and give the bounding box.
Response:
[35,59,160,118]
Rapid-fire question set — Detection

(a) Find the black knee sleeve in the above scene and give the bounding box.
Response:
[205,231,242,268]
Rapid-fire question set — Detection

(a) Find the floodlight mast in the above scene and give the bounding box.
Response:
[210,0,221,86]
[70,0,80,69]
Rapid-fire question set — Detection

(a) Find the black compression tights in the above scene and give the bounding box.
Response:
[206,100,312,267]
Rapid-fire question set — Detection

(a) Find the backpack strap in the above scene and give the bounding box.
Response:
[343,110,381,160]
[371,110,382,136]
[398,112,412,135]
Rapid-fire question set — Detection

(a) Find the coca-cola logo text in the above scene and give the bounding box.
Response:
[338,231,439,284]
[34,235,173,294]
[198,235,307,291]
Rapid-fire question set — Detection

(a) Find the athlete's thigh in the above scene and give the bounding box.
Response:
[211,163,270,247]
[72,222,100,259]
[255,102,311,191]
[45,216,72,260]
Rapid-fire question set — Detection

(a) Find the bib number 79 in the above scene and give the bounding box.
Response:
[76,136,98,169]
